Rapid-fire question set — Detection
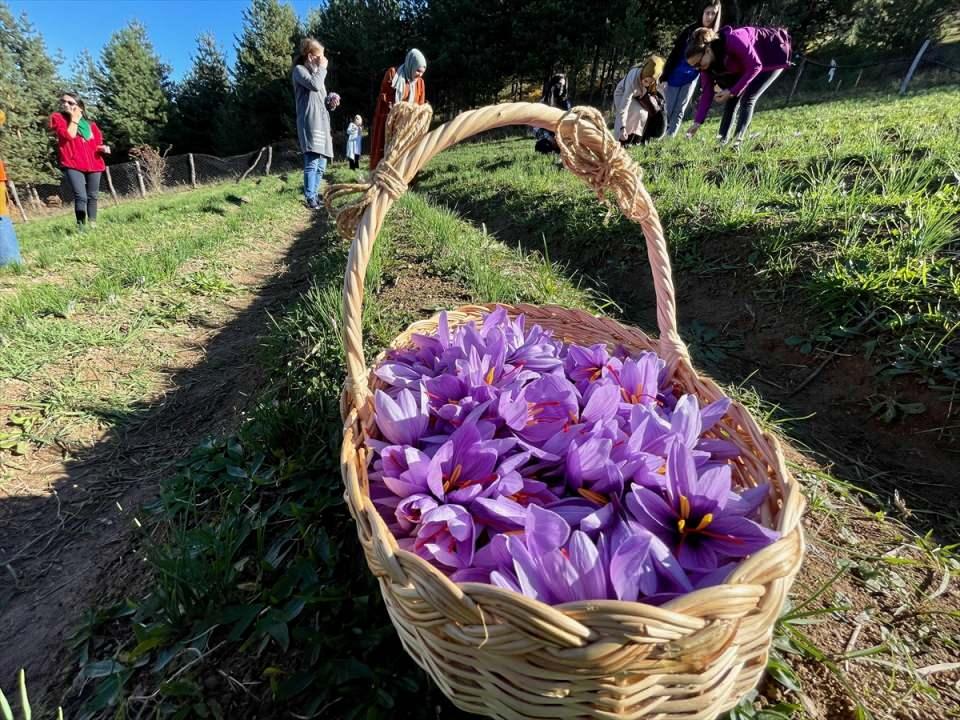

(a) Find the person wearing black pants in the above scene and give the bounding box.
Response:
[716,69,784,144]
[48,91,111,228]
[63,167,102,226]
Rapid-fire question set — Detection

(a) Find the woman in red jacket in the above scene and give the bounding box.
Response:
[48,91,111,228]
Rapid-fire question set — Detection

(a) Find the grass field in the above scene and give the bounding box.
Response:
[1,88,958,720]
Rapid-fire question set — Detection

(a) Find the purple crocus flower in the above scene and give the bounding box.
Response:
[564,343,612,391]
[426,421,503,504]
[396,493,439,532]
[374,386,429,446]
[609,530,693,604]
[626,443,779,571]
[489,506,609,603]
[515,374,581,446]
[377,444,431,498]
[414,503,476,569]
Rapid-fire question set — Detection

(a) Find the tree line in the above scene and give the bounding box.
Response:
[1,0,956,187]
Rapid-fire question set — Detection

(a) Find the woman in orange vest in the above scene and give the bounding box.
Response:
[370,49,427,170]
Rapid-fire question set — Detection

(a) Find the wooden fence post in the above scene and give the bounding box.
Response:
[854,70,863,88]
[29,186,42,210]
[264,145,273,176]
[900,38,931,95]
[7,180,27,222]
[188,153,197,188]
[134,160,147,197]
[786,57,806,105]
[238,147,265,183]
[104,166,120,206]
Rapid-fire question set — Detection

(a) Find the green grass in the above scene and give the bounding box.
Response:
[0,182,301,380]
[23,90,960,720]
[415,87,960,390]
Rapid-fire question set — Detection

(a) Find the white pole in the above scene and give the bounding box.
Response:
[900,39,931,96]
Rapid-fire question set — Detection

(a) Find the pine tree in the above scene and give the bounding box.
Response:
[231,0,300,151]
[96,21,171,155]
[0,2,61,185]
[67,49,102,117]
[169,33,231,153]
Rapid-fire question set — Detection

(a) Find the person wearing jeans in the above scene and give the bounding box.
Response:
[684,25,792,147]
[292,38,335,209]
[661,2,722,137]
[48,92,110,228]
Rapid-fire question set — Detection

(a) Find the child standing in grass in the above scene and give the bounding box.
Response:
[346,115,363,170]
[48,91,110,230]
[684,25,792,147]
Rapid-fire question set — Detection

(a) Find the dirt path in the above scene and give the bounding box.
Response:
[0,211,327,701]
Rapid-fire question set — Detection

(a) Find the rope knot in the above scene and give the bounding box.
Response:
[555,105,652,224]
[324,102,433,240]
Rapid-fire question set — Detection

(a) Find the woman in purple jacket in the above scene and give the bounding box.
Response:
[684,25,792,146]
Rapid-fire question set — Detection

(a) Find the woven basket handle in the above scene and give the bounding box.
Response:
[332,102,686,414]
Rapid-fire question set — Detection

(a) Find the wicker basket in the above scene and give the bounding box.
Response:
[335,103,805,720]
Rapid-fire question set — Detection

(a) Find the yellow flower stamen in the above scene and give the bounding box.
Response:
[677,518,686,532]
[679,495,691,520]
[485,367,495,384]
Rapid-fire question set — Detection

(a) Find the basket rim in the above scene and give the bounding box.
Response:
[342,302,807,628]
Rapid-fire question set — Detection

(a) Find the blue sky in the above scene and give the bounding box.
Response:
[9,0,317,81]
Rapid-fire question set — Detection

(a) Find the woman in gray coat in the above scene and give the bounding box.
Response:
[292,38,336,209]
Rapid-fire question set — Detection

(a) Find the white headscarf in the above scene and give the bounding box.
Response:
[391,48,426,103]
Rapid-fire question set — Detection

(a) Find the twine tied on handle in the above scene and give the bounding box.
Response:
[324,102,434,240]
[555,106,651,225]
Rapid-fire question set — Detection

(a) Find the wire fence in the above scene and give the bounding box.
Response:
[8,139,313,222]
[780,39,960,104]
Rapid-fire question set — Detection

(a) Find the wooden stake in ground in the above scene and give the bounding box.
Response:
[134,160,147,197]
[239,147,265,183]
[104,166,120,206]
[787,57,806,105]
[265,146,273,176]
[900,38,931,95]
[855,70,863,88]
[7,180,27,222]
[29,186,42,210]
[188,153,197,189]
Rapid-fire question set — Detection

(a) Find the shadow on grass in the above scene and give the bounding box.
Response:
[0,202,475,718]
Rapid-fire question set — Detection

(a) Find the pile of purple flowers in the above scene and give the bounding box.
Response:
[368,308,779,606]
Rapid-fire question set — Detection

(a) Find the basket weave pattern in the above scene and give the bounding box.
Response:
[334,104,806,719]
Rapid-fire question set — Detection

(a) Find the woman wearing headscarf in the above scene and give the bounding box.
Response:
[292,37,334,209]
[346,115,363,170]
[48,91,110,229]
[534,73,570,155]
[370,49,427,170]
[612,55,666,146]
[684,25,792,147]
[661,2,722,137]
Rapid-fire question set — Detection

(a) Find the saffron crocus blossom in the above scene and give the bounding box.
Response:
[366,307,768,607]
[414,504,476,569]
[626,443,779,571]
[426,421,505,504]
[516,374,581,446]
[374,386,429,446]
[490,506,609,603]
